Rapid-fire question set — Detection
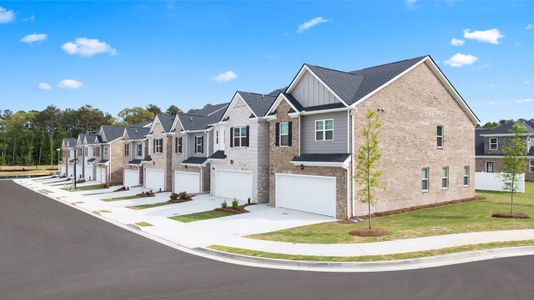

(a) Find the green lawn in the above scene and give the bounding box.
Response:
[63,184,105,192]
[128,201,173,210]
[169,210,235,223]
[101,194,153,202]
[135,222,153,227]
[249,182,534,244]
[210,239,534,262]
[96,209,111,213]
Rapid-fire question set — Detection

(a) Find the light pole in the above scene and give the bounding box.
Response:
[56,148,60,176]
[73,148,77,189]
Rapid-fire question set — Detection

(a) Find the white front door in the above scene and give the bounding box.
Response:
[85,164,94,181]
[275,173,337,217]
[145,168,165,192]
[214,169,253,201]
[173,171,200,193]
[124,169,140,188]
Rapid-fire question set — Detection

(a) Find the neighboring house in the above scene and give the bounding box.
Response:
[82,134,100,182]
[170,103,228,194]
[145,114,175,192]
[96,125,126,185]
[265,55,479,218]
[475,120,534,181]
[60,138,76,177]
[208,91,277,203]
[75,134,86,180]
[121,123,151,188]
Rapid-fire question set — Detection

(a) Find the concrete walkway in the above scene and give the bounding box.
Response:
[16,177,534,258]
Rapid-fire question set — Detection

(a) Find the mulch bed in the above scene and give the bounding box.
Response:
[137,191,155,197]
[114,187,130,192]
[215,203,254,214]
[349,228,389,237]
[492,212,530,219]
[168,198,193,204]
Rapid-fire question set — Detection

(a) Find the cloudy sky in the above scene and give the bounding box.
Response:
[0,1,532,122]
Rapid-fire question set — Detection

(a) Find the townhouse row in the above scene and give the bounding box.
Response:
[60,55,479,219]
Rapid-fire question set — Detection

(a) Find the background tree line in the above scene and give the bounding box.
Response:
[0,103,191,166]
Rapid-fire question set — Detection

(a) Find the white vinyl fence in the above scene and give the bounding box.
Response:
[475,172,525,193]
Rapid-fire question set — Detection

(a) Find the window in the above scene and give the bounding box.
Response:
[421,168,429,191]
[103,147,108,156]
[195,136,204,153]
[485,161,495,173]
[232,127,248,147]
[124,144,129,156]
[529,160,534,173]
[315,119,334,141]
[95,147,100,157]
[279,122,289,146]
[175,137,182,153]
[489,138,498,150]
[441,167,449,189]
[154,139,163,154]
[463,166,470,186]
[137,143,143,157]
[215,130,219,145]
[437,126,444,148]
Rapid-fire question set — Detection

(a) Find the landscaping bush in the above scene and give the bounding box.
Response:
[170,193,179,201]
[232,198,239,210]
[137,191,155,197]
[178,191,191,200]
[221,200,228,208]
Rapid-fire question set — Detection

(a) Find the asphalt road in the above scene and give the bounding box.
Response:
[2,180,534,300]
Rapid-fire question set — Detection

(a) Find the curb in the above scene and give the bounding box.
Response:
[14,180,534,273]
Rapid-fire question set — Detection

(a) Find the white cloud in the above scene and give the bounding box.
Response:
[0,6,15,24]
[20,33,47,44]
[211,71,237,82]
[37,82,52,91]
[515,98,533,104]
[450,38,465,46]
[405,0,417,6]
[526,24,533,30]
[61,37,117,57]
[23,15,35,22]
[297,17,330,33]
[463,28,504,44]
[58,79,83,89]
[444,53,478,68]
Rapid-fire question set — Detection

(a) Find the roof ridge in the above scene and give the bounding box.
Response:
[350,55,428,73]
[238,90,276,97]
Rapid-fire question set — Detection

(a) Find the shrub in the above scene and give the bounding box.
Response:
[232,198,239,210]
[170,193,179,201]
[221,200,227,208]
[178,191,190,200]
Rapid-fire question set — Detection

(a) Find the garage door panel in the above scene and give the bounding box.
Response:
[95,166,106,183]
[214,170,253,201]
[276,174,336,217]
[124,169,140,188]
[85,164,94,181]
[174,171,200,194]
[145,168,165,191]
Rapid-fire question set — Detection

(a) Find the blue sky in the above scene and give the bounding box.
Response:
[0,0,532,123]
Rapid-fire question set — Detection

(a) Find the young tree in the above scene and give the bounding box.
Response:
[501,124,528,215]
[354,109,383,230]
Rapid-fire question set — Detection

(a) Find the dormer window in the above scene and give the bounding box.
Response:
[137,144,143,157]
[124,144,129,156]
[315,119,334,141]
[195,135,204,153]
[154,139,163,154]
[489,138,498,150]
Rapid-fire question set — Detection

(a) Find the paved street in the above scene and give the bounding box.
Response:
[2,180,534,300]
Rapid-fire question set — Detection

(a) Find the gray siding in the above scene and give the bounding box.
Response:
[292,70,338,107]
[301,111,348,154]
[187,132,208,157]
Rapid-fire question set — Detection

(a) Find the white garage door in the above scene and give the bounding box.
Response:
[76,164,83,179]
[276,174,337,217]
[145,168,165,192]
[214,169,253,201]
[95,166,106,183]
[174,171,200,194]
[124,169,140,188]
[68,164,74,178]
[85,164,94,181]
[60,165,66,177]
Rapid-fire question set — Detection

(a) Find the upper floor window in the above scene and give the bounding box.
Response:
[103,147,108,156]
[463,166,470,186]
[441,167,449,189]
[280,122,289,146]
[529,160,534,173]
[489,138,498,150]
[175,137,182,153]
[485,161,494,173]
[154,139,163,154]
[95,147,100,157]
[315,119,334,141]
[124,144,129,156]
[215,130,219,145]
[231,126,248,147]
[137,143,143,157]
[195,135,204,153]
[421,167,429,192]
[437,126,444,148]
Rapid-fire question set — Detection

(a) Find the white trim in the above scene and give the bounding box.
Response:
[266,93,300,116]
[529,160,534,173]
[276,172,337,180]
[279,122,290,147]
[441,166,449,189]
[421,167,429,192]
[480,133,530,137]
[180,162,208,167]
[220,92,257,121]
[463,165,471,187]
[485,161,495,173]
[169,113,185,132]
[290,156,351,168]
[314,119,334,141]
[489,138,498,150]
[437,125,444,149]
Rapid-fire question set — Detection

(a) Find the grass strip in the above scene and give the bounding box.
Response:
[101,194,152,202]
[127,201,173,210]
[135,222,153,227]
[63,184,106,192]
[169,210,234,223]
[209,240,534,262]
[96,209,111,213]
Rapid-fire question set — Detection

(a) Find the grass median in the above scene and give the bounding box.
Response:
[169,210,234,223]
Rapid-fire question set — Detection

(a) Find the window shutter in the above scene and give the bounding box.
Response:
[200,136,204,153]
[152,139,155,154]
[245,126,250,147]
[275,122,280,146]
[288,122,292,146]
[230,127,234,148]
[179,137,182,153]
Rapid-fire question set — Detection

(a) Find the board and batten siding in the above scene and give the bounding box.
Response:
[186,132,208,157]
[300,111,348,154]
[292,70,338,107]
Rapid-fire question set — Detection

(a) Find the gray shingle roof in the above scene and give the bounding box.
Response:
[126,126,149,140]
[156,114,175,133]
[64,138,76,148]
[178,103,229,131]
[208,150,226,160]
[235,91,277,117]
[182,157,208,165]
[292,153,351,163]
[101,125,125,142]
[77,133,86,145]
[487,120,534,135]
[85,134,98,145]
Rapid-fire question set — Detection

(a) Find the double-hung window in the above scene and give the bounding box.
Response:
[136,143,143,157]
[279,122,289,146]
[421,168,429,191]
[441,167,449,189]
[154,139,163,154]
[315,119,334,141]
[195,136,204,153]
[233,127,248,147]
[463,166,470,186]
[175,137,182,153]
[529,160,534,173]
[489,138,498,150]
[485,161,494,173]
[124,144,129,156]
[437,126,444,148]
[95,147,100,157]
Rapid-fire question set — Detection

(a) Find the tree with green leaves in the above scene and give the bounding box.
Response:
[166,105,183,115]
[117,107,155,125]
[501,124,528,215]
[146,104,162,116]
[354,109,383,230]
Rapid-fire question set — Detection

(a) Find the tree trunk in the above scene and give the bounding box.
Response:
[11,136,17,165]
[38,131,44,165]
[49,133,54,165]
